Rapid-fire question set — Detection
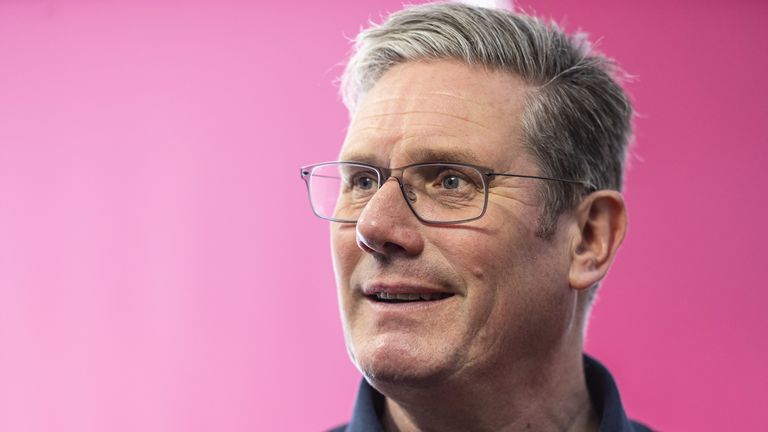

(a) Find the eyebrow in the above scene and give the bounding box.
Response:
[341,147,485,168]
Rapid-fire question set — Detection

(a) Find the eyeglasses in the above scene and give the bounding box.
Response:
[300,161,596,224]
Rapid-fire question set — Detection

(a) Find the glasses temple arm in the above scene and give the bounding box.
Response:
[487,173,597,191]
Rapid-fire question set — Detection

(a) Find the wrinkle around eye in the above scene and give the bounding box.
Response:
[488,189,539,209]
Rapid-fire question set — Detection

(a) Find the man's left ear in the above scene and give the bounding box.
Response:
[568,190,628,291]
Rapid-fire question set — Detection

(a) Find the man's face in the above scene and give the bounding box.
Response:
[332,61,578,385]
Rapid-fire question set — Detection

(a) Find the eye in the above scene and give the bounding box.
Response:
[354,174,376,190]
[442,175,462,189]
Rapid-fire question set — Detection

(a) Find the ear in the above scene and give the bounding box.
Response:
[568,190,628,291]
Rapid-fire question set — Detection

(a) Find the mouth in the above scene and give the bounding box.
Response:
[369,292,455,303]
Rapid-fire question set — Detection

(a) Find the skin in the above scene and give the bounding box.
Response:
[331,60,627,432]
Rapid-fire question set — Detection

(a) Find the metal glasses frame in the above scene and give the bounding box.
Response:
[300,161,597,225]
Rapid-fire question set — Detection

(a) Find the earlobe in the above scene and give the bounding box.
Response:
[568,191,627,291]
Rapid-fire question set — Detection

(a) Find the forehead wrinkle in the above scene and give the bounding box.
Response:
[361,91,489,109]
[359,110,493,131]
[347,125,392,135]
[345,107,494,158]
[345,62,530,172]
[358,89,499,125]
[409,150,480,166]
[404,124,460,133]
[339,148,484,168]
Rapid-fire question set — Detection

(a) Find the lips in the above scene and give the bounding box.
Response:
[363,283,456,304]
[374,292,453,302]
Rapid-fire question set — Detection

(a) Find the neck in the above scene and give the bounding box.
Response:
[378,347,599,432]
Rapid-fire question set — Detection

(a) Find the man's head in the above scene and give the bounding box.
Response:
[342,3,632,239]
[322,2,631,390]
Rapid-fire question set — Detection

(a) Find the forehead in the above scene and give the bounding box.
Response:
[341,60,530,170]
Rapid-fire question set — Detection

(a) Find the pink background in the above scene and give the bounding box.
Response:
[1,0,766,430]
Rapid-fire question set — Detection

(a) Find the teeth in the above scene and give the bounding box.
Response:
[375,292,449,301]
[376,292,420,300]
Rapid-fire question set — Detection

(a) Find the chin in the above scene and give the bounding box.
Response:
[351,336,456,388]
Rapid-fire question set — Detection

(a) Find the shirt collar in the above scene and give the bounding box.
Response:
[343,354,648,432]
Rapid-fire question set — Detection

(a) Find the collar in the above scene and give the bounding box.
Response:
[337,355,651,432]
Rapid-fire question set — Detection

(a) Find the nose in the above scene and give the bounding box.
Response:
[355,178,425,258]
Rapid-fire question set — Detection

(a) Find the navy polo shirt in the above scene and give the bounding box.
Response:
[330,355,651,431]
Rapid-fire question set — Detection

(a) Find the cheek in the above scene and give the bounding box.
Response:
[429,212,552,324]
[330,226,361,288]
[431,224,521,290]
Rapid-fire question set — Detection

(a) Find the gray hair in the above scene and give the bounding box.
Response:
[340,2,633,238]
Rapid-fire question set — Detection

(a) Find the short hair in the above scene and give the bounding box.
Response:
[340,2,633,238]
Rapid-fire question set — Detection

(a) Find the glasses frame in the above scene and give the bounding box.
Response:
[300,161,597,225]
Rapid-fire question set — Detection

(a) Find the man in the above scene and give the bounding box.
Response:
[301,3,650,431]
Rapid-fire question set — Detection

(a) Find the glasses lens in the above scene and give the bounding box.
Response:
[308,163,380,222]
[403,164,486,223]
